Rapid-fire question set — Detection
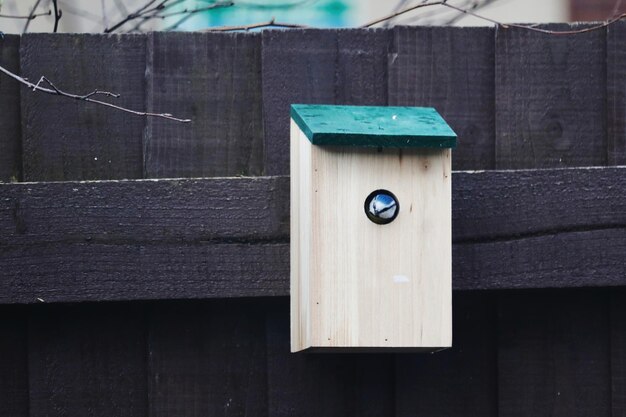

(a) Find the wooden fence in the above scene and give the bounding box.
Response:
[0,24,625,417]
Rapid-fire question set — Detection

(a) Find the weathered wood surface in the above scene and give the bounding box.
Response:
[611,289,626,417]
[389,26,495,170]
[607,20,626,165]
[28,303,148,417]
[0,167,624,303]
[262,29,338,175]
[148,300,267,417]
[0,35,22,183]
[495,25,607,169]
[145,32,264,178]
[20,34,146,181]
[266,298,395,417]
[396,292,497,417]
[0,306,28,417]
[497,290,610,417]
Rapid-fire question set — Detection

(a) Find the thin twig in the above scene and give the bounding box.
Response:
[361,1,445,28]
[361,0,626,35]
[106,0,233,33]
[202,17,308,31]
[23,0,43,33]
[104,0,160,33]
[0,66,190,123]
[443,2,626,34]
[0,10,51,19]
[51,0,62,33]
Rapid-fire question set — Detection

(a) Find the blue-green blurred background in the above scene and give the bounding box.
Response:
[175,0,356,30]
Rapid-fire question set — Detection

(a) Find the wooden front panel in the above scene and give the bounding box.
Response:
[292,124,452,351]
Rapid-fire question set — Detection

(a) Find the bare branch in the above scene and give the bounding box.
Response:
[361,1,445,28]
[52,0,62,33]
[0,65,190,123]
[361,0,626,35]
[23,0,43,33]
[202,17,308,32]
[105,0,233,33]
[0,10,51,20]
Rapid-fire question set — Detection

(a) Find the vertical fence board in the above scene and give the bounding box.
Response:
[497,290,610,417]
[388,26,495,170]
[495,25,607,168]
[148,300,267,417]
[607,20,626,165]
[266,298,395,417]
[20,34,145,181]
[0,35,22,182]
[396,292,497,417]
[0,306,28,417]
[336,29,389,105]
[145,32,264,178]
[611,289,626,417]
[28,303,148,417]
[262,29,338,175]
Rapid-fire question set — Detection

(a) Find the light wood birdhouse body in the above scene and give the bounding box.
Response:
[290,104,456,352]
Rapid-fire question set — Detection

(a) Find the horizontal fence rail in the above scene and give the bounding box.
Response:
[0,166,624,304]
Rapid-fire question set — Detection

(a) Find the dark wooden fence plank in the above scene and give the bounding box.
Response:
[336,29,389,105]
[452,167,626,242]
[0,176,290,245]
[0,306,28,417]
[389,26,495,170]
[266,298,395,417]
[0,167,625,303]
[28,303,147,417]
[2,242,288,304]
[262,29,338,175]
[495,25,607,168]
[0,35,22,183]
[611,289,626,417]
[145,32,264,178]
[20,34,146,181]
[396,292,497,417]
[497,290,610,417]
[607,20,626,165]
[1,168,623,249]
[148,299,267,417]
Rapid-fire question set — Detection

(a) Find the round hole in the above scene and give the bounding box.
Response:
[364,189,399,225]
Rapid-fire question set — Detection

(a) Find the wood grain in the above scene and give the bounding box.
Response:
[495,25,607,168]
[20,34,146,181]
[262,29,338,175]
[607,20,626,165]
[389,26,495,170]
[267,298,395,417]
[0,306,28,417]
[611,289,626,417]
[336,29,389,105]
[497,290,610,417]
[148,299,267,417]
[0,35,22,183]
[396,292,497,417]
[145,32,264,178]
[0,167,625,303]
[1,242,288,304]
[0,176,290,246]
[291,123,452,350]
[28,303,147,417]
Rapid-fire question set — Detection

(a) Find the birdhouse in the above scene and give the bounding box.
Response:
[290,104,456,352]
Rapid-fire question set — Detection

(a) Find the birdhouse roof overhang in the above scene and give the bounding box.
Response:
[291,104,457,148]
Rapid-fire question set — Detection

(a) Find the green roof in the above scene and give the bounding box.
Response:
[291,104,457,148]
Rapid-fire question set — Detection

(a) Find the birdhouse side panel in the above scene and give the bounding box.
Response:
[290,121,315,352]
